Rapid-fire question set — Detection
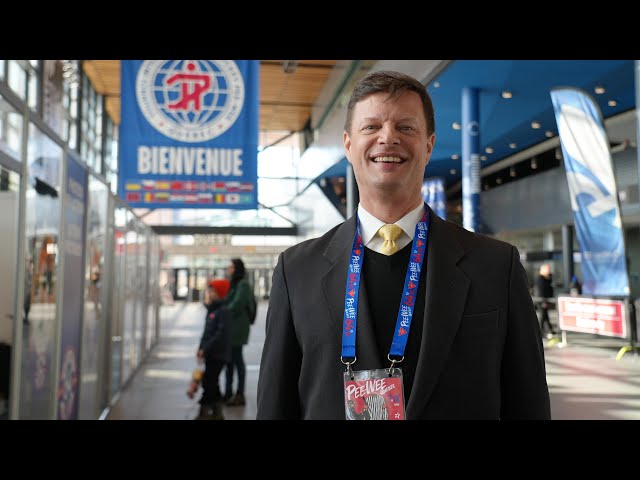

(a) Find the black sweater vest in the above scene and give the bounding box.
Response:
[362,241,427,404]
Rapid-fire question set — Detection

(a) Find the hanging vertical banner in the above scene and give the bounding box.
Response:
[421,177,446,220]
[58,152,87,420]
[550,87,630,296]
[119,60,259,209]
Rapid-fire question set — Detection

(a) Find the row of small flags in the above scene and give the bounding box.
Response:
[124,180,255,192]
[125,191,253,205]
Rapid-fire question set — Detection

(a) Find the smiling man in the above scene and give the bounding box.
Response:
[256,71,551,420]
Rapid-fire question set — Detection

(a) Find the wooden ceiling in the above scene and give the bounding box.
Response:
[83,60,337,140]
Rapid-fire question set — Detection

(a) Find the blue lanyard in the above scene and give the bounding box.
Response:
[341,209,429,367]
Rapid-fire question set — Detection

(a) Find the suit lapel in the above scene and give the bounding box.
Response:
[320,214,383,369]
[406,207,470,418]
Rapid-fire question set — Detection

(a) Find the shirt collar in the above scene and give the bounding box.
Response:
[357,202,425,246]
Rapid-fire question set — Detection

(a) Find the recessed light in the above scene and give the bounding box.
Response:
[545,131,554,138]
[501,91,513,99]
[480,155,487,161]
[496,177,503,184]
[608,100,617,107]
[510,166,516,177]
[509,143,517,149]
[485,147,494,154]
[450,169,457,175]
[451,154,460,160]
[531,158,538,169]
[531,121,541,129]
[452,122,461,130]
[555,148,562,160]
[433,82,440,88]
[595,86,605,94]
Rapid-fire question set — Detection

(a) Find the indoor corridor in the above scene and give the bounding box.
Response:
[106,301,640,420]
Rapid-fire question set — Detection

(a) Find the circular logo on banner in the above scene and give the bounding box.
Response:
[136,60,245,143]
[57,348,78,420]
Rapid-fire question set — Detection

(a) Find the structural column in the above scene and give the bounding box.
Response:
[462,87,481,232]
[562,224,574,288]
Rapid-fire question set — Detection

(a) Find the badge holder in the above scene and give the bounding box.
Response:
[342,356,406,420]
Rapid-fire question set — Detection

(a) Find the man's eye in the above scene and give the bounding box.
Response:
[399,126,414,131]
[362,125,378,130]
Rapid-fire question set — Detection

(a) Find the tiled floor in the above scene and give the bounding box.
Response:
[106,302,640,420]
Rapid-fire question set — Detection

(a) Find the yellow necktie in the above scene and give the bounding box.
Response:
[377,224,403,255]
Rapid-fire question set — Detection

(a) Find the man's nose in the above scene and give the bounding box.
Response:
[377,124,399,144]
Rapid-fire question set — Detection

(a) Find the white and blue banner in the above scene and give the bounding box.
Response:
[421,177,446,220]
[551,87,630,296]
[119,60,259,209]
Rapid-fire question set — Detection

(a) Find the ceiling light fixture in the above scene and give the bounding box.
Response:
[452,122,461,130]
[282,60,299,74]
[555,148,562,160]
[485,147,494,154]
[594,85,605,94]
[531,157,538,169]
[608,100,617,107]
[451,154,460,160]
[496,177,503,184]
[510,166,516,177]
[433,82,440,88]
[450,169,457,175]
[501,91,513,99]
[545,131,554,138]
[509,143,517,149]
[480,155,487,161]
[531,121,541,129]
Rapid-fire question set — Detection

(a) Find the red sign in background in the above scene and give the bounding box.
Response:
[557,296,627,338]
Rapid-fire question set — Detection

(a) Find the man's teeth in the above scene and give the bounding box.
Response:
[373,156,402,163]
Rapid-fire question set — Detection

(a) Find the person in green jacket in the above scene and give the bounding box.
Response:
[223,258,253,406]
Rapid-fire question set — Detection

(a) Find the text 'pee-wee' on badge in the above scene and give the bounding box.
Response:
[343,368,405,420]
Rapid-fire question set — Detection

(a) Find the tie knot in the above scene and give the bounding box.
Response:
[377,224,403,255]
[377,224,403,242]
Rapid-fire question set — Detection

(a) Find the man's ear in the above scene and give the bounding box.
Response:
[344,130,352,164]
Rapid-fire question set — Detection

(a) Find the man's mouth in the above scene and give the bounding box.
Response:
[371,156,404,163]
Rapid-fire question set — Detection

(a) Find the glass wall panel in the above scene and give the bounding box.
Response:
[20,124,62,419]
[0,94,23,161]
[27,61,38,111]
[146,236,159,351]
[42,60,66,139]
[110,207,127,397]
[78,177,108,419]
[0,166,20,419]
[8,61,27,100]
[121,211,137,384]
[134,221,146,361]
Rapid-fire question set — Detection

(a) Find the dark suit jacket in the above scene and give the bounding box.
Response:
[257,205,551,420]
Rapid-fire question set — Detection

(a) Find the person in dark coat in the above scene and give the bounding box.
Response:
[223,258,253,407]
[534,263,556,335]
[257,70,550,420]
[194,278,232,420]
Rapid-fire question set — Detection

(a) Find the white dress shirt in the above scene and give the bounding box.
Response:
[357,202,426,255]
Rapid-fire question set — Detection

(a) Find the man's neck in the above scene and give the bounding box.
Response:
[360,195,423,223]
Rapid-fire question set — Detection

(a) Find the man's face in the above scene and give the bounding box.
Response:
[343,90,435,200]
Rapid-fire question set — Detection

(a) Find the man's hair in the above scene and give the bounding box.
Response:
[344,70,435,136]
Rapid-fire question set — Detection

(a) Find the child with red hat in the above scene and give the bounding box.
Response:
[189,277,232,420]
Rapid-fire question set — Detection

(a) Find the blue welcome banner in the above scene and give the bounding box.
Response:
[421,177,446,220]
[550,87,629,296]
[119,60,259,209]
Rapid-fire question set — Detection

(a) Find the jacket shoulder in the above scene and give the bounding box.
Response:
[440,218,514,256]
[279,222,344,264]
